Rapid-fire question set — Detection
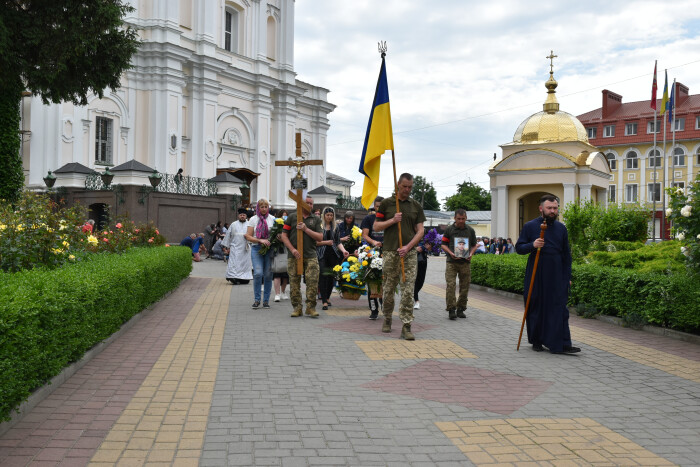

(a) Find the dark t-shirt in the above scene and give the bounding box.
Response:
[283,212,323,259]
[376,196,426,251]
[360,214,383,243]
[441,223,477,263]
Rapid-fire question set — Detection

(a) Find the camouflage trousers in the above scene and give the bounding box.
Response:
[382,250,417,324]
[445,260,471,310]
[287,257,320,314]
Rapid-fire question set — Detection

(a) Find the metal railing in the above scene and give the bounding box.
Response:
[336,194,364,210]
[85,173,218,197]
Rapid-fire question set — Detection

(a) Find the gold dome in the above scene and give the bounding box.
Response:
[512,67,589,144]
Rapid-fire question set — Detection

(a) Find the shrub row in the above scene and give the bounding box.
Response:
[471,254,700,333]
[0,246,192,422]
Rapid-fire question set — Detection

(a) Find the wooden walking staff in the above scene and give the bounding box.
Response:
[274,132,323,275]
[516,220,548,351]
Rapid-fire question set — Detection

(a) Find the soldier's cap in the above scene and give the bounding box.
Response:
[457,240,466,244]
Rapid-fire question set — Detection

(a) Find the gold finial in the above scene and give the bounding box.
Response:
[543,50,559,113]
[546,50,557,74]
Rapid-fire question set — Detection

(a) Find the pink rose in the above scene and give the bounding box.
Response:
[134,229,140,233]
[102,238,109,242]
[148,238,154,243]
[155,230,159,235]
[116,223,122,229]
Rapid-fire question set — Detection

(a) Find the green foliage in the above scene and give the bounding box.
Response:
[410,175,440,211]
[562,200,650,259]
[585,241,686,274]
[0,191,88,272]
[470,254,700,334]
[0,246,192,422]
[444,180,491,212]
[0,79,24,203]
[666,174,700,272]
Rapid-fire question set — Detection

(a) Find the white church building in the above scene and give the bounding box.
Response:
[21,0,335,214]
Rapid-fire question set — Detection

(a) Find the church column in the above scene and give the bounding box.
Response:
[579,184,592,202]
[188,65,220,178]
[563,183,576,206]
[253,87,273,201]
[495,186,508,238]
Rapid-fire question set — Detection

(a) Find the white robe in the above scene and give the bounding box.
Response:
[222,221,252,280]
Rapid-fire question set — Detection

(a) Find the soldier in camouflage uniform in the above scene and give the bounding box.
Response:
[374,173,426,340]
[441,209,477,320]
[280,197,324,318]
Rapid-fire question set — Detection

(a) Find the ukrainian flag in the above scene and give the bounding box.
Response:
[660,70,669,116]
[359,58,394,210]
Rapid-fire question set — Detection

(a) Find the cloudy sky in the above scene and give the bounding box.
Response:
[292,0,700,208]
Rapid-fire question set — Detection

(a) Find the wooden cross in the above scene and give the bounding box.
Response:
[274,132,323,274]
[547,50,557,73]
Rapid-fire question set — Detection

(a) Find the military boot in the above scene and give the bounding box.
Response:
[382,317,392,333]
[291,309,302,317]
[306,309,319,318]
[456,308,467,319]
[401,323,415,340]
[448,308,456,320]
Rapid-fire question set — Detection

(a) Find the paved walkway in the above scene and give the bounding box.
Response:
[1,257,699,466]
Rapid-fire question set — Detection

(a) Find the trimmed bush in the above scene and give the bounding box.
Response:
[0,246,192,422]
[471,253,700,333]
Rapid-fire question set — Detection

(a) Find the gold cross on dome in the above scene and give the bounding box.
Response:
[547,50,557,73]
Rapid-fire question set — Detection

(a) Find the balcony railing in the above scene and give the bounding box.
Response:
[85,173,218,197]
[336,194,364,210]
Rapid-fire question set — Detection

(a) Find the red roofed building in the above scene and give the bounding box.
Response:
[577,82,700,239]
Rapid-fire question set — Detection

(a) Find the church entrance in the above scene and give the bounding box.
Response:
[88,203,110,231]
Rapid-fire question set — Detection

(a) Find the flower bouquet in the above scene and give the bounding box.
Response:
[331,255,366,300]
[259,217,285,255]
[423,228,442,256]
[342,225,363,255]
[357,244,383,298]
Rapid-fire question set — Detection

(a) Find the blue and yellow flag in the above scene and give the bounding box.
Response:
[359,58,394,209]
[660,70,669,116]
[668,80,675,124]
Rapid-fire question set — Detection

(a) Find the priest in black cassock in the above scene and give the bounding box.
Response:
[515,195,581,354]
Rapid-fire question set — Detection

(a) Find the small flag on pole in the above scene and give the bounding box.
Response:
[660,70,669,116]
[359,57,394,210]
[650,61,657,110]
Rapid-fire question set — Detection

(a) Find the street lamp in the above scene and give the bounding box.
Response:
[43,171,56,189]
[148,170,162,189]
[100,169,114,188]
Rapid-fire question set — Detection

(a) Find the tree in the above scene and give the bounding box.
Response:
[0,1,140,203]
[444,180,491,211]
[410,175,440,211]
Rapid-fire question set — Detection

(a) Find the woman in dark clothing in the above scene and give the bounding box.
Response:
[316,207,349,310]
[413,238,428,310]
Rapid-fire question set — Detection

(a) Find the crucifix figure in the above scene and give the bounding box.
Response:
[275,132,324,274]
[547,50,557,73]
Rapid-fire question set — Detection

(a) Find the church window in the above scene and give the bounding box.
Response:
[587,127,597,139]
[647,183,661,202]
[696,116,700,130]
[625,150,638,169]
[266,16,276,60]
[697,147,700,165]
[603,125,615,138]
[606,152,616,170]
[673,147,685,167]
[224,8,239,53]
[625,184,637,203]
[673,118,684,132]
[647,120,660,133]
[95,117,113,165]
[625,123,637,136]
[648,149,662,168]
[608,185,616,202]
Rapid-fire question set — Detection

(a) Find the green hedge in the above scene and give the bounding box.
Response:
[0,246,192,422]
[471,254,700,333]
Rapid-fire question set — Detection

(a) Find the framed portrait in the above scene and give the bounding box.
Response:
[454,237,469,258]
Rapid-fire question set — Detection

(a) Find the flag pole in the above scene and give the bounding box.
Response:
[651,60,658,242]
[390,149,406,282]
[661,70,668,240]
[671,78,677,196]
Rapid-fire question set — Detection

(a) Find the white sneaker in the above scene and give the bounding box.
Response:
[274,294,281,302]
[282,292,288,300]
[414,301,420,310]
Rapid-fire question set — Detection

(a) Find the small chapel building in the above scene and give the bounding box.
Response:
[489,62,611,241]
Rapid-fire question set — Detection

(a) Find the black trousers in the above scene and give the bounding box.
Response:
[319,249,339,302]
[414,259,427,301]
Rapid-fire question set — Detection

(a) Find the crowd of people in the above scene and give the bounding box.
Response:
[178,176,580,353]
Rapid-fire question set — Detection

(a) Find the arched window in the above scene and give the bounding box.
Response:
[224,7,239,53]
[673,147,686,167]
[696,147,700,165]
[606,152,616,170]
[625,150,638,169]
[266,16,276,60]
[648,149,661,168]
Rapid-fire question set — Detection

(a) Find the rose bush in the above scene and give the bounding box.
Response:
[666,174,700,273]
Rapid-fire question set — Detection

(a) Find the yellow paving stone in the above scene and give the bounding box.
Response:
[98,441,128,451]
[355,339,476,360]
[172,458,199,467]
[90,279,230,465]
[324,307,373,316]
[436,418,674,466]
[117,458,145,467]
